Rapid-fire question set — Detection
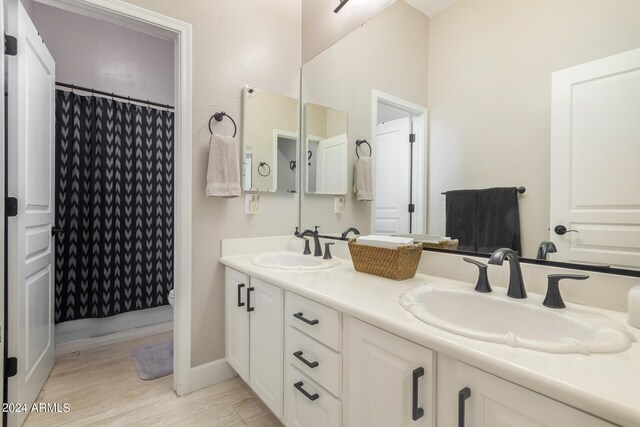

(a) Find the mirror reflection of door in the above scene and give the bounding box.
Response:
[375,118,412,234]
[304,103,349,195]
[550,48,640,269]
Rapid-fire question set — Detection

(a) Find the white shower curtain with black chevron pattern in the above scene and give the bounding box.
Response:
[54,90,174,323]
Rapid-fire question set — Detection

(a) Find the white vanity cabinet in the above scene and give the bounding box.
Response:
[436,355,616,427]
[344,317,435,427]
[225,268,284,418]
[224,267,619,427]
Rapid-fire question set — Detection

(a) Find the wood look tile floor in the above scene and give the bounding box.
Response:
[24,330,283,427]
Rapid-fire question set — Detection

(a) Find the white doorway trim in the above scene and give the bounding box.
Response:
[30,0,193,396]
[371,90,428,235]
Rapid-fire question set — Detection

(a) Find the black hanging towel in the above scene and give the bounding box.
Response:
[445,190,478,252]
[476,187,521,254]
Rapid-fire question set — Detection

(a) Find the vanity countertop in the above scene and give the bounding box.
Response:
[219,253,640,426]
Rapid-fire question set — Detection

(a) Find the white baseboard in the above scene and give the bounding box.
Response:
[190,358,238,392]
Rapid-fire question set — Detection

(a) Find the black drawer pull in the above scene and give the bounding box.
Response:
[412,367,425,421]
[293,312,319,325]
[294,381,319,401]
[237,283,245,307]
[458,387,471,427]
[293,351,319,368]
[247,287,255,312]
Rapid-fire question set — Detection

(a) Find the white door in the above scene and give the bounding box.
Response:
[6,3,56,425]
[550,48,640,269]
[249,278,284,418]
[0,0,6,409]
[225,268,250,382]
[316,134,347,194]
[344,317,435,427]
[375,118,411,235]
[437,357,614,426]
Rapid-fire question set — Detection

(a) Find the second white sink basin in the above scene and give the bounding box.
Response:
[251,252,341,271]
[399,284,635,354]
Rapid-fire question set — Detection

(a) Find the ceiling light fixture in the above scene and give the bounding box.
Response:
[334,0,350,13]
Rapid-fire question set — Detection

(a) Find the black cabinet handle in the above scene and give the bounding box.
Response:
[247,287,255,312]
[412,367,425,421]
[293,351,319,368]
[237,283,245,307]
[294,381,319,401]
[293,312,319,325]
[458,387,471,427]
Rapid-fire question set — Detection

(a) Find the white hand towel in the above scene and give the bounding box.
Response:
[353,156,373,201]
[206,133,241,198]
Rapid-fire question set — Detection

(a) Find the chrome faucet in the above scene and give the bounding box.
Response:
[341,227,361,239]
[298,229,323,257]
[488,248,527,299]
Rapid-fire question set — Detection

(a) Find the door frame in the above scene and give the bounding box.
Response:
[371,90,428,235]
[10,0,194,396]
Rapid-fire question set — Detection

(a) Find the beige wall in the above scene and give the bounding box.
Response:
[301,1,429,234]
[427,0,640,257]
[33,3,175,105]
[122,0,301,367]
[302,0,396,62]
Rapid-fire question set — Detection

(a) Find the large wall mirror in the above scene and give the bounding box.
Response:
[242,86,299,193]
[299,1,640,275]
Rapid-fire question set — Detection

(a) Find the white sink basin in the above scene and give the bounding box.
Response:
[399,285,635,354]
[251,252,341,271]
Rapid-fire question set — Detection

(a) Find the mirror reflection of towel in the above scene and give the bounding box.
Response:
[445,187,521,254]
[445,190,478,251]
[354,156,373,201]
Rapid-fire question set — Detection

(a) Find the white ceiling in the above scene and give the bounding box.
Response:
[403,0,461,17]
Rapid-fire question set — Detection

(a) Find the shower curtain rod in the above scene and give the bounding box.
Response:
[55,81,175,110]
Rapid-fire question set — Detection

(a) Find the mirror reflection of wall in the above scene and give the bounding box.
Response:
[304,103,349,195]
[242,86,299,193]
[300,1,429,235]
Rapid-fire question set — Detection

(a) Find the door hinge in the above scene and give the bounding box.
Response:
[6,197,18,217]
[5,357,17,378]
[409,133,416,143]
[4,34,17,56]
[408,204,415,213]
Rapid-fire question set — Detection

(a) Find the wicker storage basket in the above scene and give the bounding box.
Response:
[348,240,423,281]
[422,239,459,251]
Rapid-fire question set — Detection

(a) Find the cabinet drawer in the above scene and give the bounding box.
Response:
[285,326,342,397]
[285,292,342,351]
[285,365,342,427]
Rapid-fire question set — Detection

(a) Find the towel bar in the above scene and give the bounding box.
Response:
[441,186,526,195]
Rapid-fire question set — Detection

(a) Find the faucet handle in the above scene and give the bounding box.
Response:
[294,226,299,236]
[463,258,492,293]
[302,238,311,255]
[543,274,589,309]
[323,242,335,260]
[314,225,321,234]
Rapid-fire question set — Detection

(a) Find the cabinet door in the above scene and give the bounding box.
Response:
[437,355,616,427]
[250,278,284,418]
[225,268,249,382]
[344,317,435,427]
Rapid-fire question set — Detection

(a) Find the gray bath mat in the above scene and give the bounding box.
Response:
[132,340,173,380]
